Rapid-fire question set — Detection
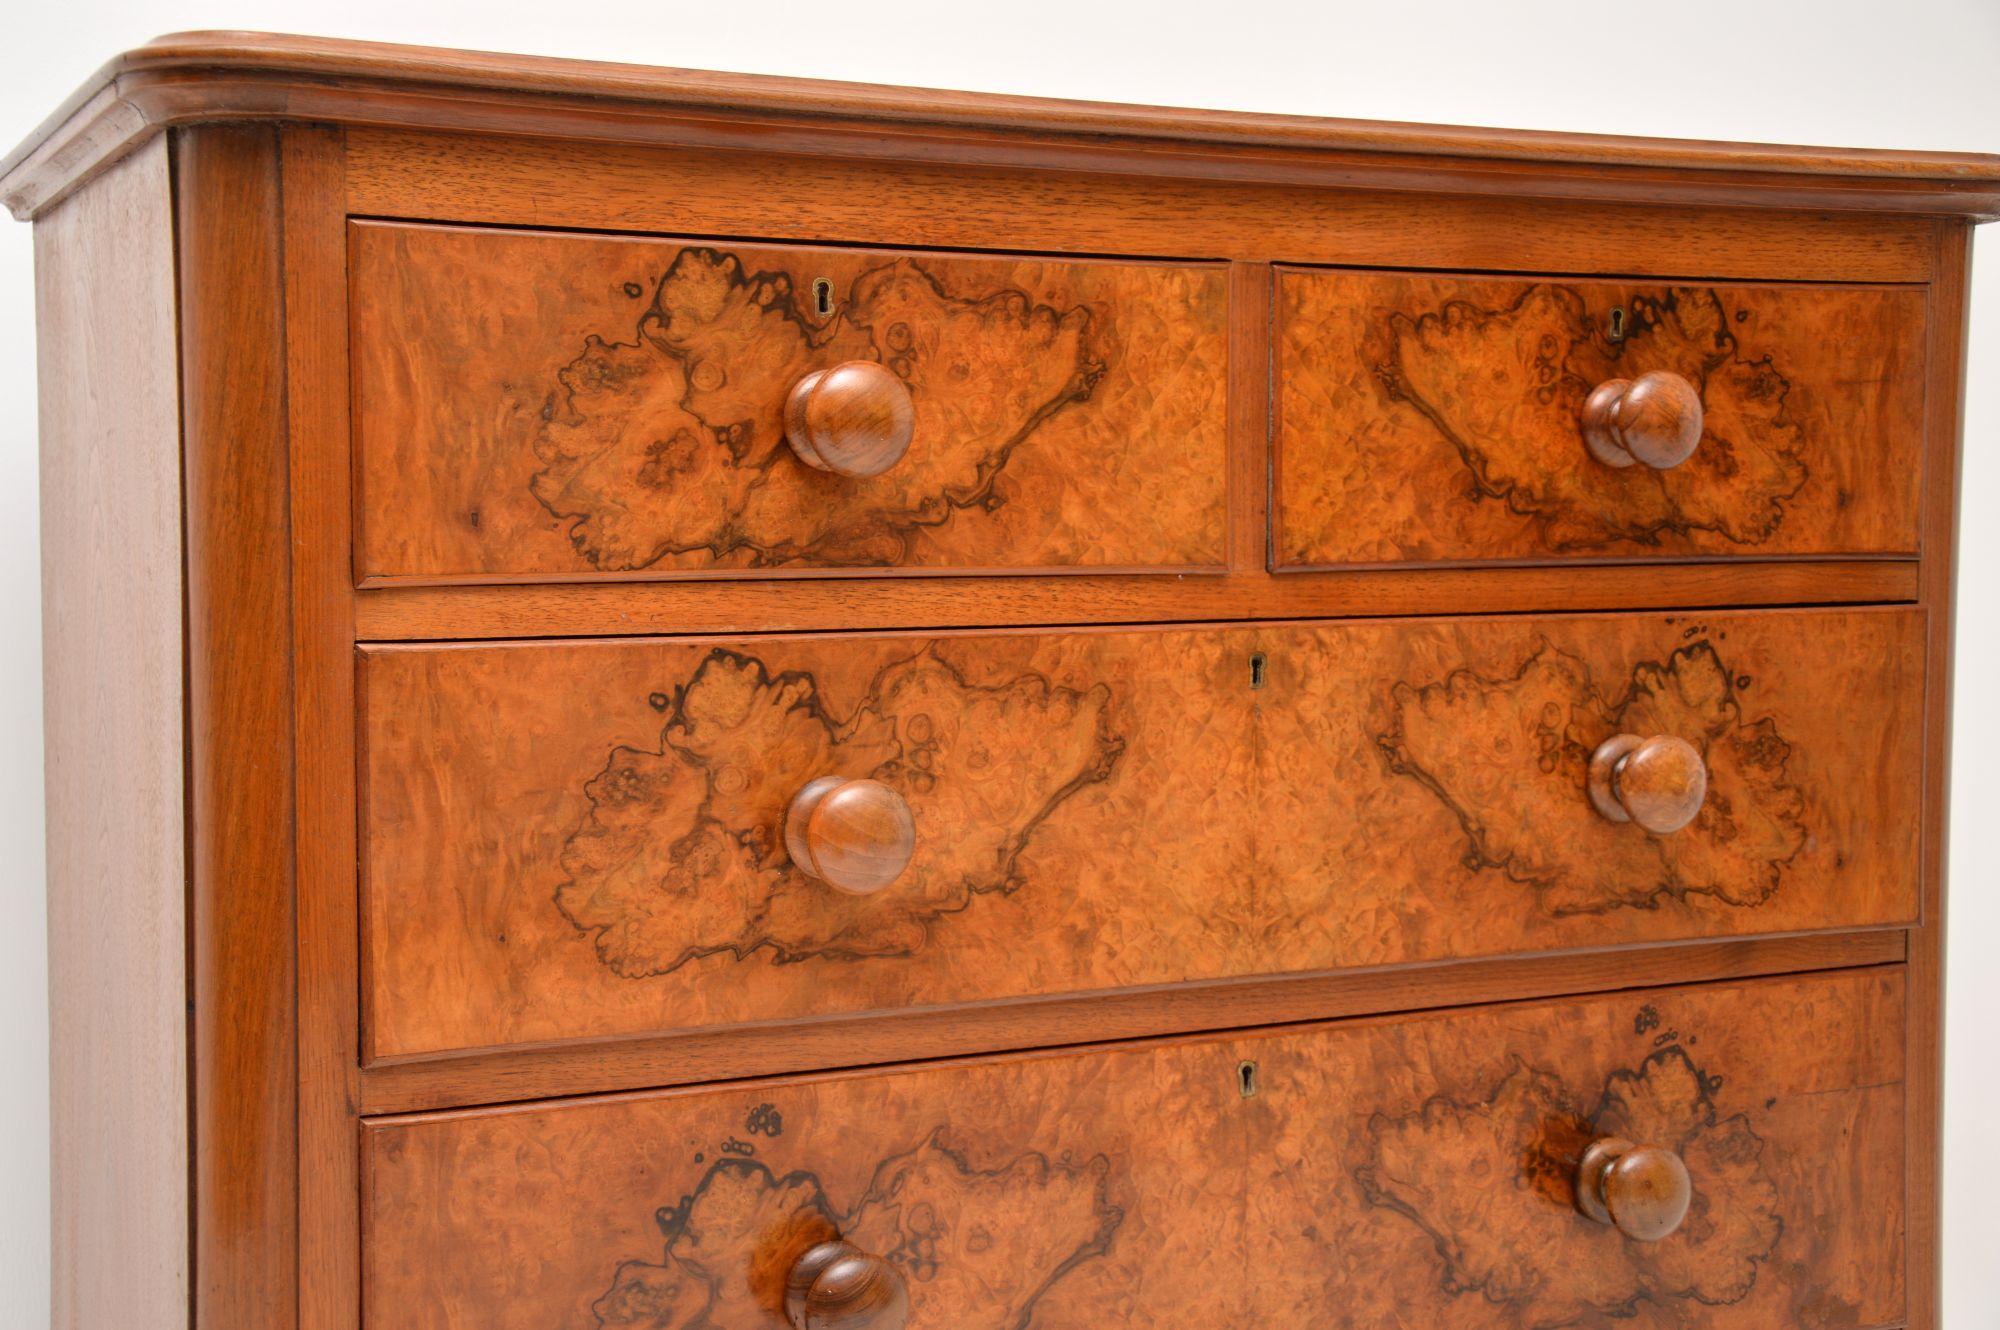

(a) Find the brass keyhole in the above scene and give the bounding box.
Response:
[813,278,835,318]
[1249,653,1268,690]
[1608,307,1627,342]
[1238,1060,1260,1098]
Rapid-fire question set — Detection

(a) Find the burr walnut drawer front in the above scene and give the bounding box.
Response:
[359,606,1920,1062]
[349,220,1229,583]
[1273,268,1927,569]
[363,967,1905,1330]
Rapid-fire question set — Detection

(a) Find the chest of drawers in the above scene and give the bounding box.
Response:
[5,32,1993,1330]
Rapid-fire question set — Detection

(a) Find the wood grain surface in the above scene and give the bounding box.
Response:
[282,124,365,1330]
[351,559,1919,641]
[357,931,1904,1115]
[9,33,1998,222]
[363,967,1906,1329]
[179,125,302,1330]
[35,135,188,1330]
[346,131,1946,285]
[351,221,1228,581]
[1905,218,1972,1330]
[1,41,1976,1330]
[1275,269,1926,566]
[360,607,1921,1060]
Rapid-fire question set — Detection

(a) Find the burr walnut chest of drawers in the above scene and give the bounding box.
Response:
[6,32,1994,1330]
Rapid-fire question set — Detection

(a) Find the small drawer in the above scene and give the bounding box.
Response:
[363,967,1905,1329]
[359,607,1920,1061]
[1273,267,1925,568]
[350,221,1229,582]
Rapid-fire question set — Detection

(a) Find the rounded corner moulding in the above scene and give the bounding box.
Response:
[6,33,2000,221]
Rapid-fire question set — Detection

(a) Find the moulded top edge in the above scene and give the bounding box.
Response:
[5,31,1999,221]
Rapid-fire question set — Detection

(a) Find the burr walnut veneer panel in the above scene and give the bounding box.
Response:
[360,607,1921,1059]
[351,221,1228,582]
[1276,269,1926,567]
[364,967,1905,1330]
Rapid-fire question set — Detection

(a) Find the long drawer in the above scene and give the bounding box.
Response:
[1274,267,1926,568]
[350,221,1230,582]
[359,607,1921,1061]
[363,967,1905,1328]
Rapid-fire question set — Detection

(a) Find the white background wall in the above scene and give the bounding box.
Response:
[1,1,1993,1324]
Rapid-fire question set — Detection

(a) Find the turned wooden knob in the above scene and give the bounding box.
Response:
[1580,370,1703,470]
[785,777,915,894]
[1588,733,1706,834]
[1575,1138,1692,1242]
[786,1241,910,1330]
[784,361,916,478]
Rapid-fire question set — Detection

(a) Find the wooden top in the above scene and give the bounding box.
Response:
[5,31,1999,221]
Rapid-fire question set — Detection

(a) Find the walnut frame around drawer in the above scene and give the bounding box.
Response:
[331,159,1957,639]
